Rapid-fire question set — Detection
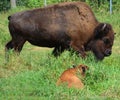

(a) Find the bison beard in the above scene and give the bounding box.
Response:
[5,1,115,61]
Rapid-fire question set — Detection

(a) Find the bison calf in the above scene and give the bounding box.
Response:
[56,64,89,89]
[5,1,115,60]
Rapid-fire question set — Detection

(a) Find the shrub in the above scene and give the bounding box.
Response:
[26,0,43,8]
[0,0,10,12]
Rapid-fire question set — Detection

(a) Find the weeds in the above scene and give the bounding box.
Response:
[0,6,120,100]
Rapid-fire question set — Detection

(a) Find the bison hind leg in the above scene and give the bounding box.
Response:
[5,40,14,50]
[5,38,26,63]
[5,40,14,63]
[5,38,26,53]
[14,39,26,53]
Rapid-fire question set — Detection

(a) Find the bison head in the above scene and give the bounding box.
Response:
[87,23,115,60]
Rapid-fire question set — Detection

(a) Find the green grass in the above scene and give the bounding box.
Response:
[0,7,120,100]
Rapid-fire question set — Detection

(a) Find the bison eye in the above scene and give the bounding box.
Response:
[102,38,110,44]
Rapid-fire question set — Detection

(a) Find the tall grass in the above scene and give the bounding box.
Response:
[0,4,120,100]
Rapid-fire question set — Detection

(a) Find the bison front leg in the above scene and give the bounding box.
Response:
[52,46,65,57]
[70,41,86,58]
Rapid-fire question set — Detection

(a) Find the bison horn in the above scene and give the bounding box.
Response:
[102,23,107,30]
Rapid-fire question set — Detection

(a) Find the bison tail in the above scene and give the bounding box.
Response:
[8,16,11,20]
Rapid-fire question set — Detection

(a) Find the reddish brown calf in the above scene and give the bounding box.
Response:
[56,64,89,89]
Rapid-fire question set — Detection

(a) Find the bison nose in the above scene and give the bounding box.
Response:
[105,49,112,56]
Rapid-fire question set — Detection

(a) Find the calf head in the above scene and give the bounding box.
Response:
[88,23,115,60]
[76,64,89,77]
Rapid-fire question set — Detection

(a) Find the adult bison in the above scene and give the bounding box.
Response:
[5,1,115,60]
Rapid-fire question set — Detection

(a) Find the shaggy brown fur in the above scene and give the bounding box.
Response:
[6,1,115,61]
[56,64,88,89]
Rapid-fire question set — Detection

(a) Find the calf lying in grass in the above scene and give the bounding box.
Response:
[56,64,89,89]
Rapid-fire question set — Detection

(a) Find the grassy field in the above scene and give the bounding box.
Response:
[0,7,120,100]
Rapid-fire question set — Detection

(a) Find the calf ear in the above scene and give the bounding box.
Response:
[81,66,86,73]
[72,64,76,68]
[94,23,111,39]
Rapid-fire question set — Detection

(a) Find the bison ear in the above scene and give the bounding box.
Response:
[94,23,111,39]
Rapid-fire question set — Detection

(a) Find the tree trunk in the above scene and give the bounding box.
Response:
[10,0,16,8]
